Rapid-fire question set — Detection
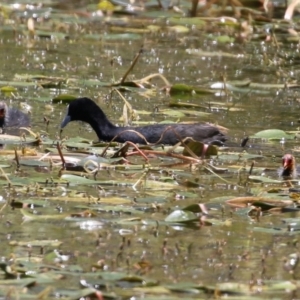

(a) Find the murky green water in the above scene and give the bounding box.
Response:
[0,1,300,299]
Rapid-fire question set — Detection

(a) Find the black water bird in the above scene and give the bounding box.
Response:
[0,102,30,134]
[60,97,227,145]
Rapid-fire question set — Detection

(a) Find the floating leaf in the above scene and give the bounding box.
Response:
[226,196,294,209]
[158,109,185,118]
[251,129,295,140]
[147,25,161,32]
[215,35,235,43]
[165,210,198,223]
[248,175,282,183]
[168,17,206,26]
[19,159,49,167]
[217,152,264,161]
[20,209,68,221]
[169,25,189,33]
[69,78,110,87]
[0,80,37,88]
[133,286,171,294]
[52,94,77,103]
[9,239,62,247]
[1,86,17,94]
[169,83,215,95]
[61,174,102,185]
[0,134,38,145]
[183,140,218,157]
[253,227,298,235]
[84,33,142,41]
[186,48,246,59]
[98,0,115,11]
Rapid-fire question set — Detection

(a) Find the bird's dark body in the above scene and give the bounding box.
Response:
[0,103,30,134]
[61,97,227,145]
[99,123,226,145]
[5,107,30,128]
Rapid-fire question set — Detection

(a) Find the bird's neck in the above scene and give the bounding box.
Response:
[88,111,122,141]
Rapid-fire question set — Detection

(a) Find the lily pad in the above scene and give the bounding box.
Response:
[52,95,77,103]
[251,129,295,140]
[165,210,198,223]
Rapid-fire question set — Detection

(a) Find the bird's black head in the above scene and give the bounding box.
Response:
[60,97,99,128]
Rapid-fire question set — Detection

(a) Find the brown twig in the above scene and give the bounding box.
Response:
[114,88,136,125]
[127,149,201,163]
[59,128,64,140]
[133,169,149,190]
[137,73,171,87]
[100,129,149,157]
[114,141,149,162]
[14,148,20,170]
[120,46,144,84]
[56,142,66,169]
[0,166,11,186]
[100,125,207,159]
[44,116,50,132]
